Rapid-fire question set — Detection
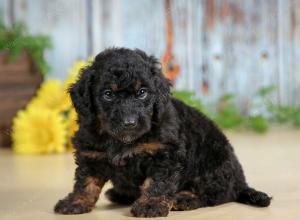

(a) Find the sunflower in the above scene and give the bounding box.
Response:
[65,108,79,151]
[28,79,71,112]
[64,60,86,89]
[12,106,67,154]
[63,57,94,88]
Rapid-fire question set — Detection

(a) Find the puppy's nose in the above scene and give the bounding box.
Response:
[123,117,137,128]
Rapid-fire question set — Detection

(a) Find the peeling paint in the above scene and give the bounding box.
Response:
[206,0,215,29]
[5,0,300,107]
[220,1,245,24]
[161,0,180,82]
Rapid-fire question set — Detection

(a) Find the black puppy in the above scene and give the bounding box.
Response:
[54,48,271,217]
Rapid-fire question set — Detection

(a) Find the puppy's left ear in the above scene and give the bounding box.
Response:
[134,49,172,104]
[151,58,172,105]
[135,49,172,122]
[152,59,172,122]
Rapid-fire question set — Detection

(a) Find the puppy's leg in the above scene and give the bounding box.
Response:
[131,175,178,217]
[105,188,136,205]
[54,166,107,214]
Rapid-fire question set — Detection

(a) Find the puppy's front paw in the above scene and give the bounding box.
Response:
[130,197,170,217]
[54,198,92,215]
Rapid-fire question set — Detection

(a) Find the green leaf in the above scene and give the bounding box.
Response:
[172,90,210,116]
[247,116,269,133]
[0,19,52,75]
[293,110,300,127]
[171,88,299,133]
[256,86,277,97]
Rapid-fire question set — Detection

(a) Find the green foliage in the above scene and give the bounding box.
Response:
[270,105,300,127]
[257,85,300,128]
[294,111,300,127]
[214,94,244,129]
[255,86,277,97]
[0,21,52,75]
[272,106,295,123]
[173,86,300,133]
[246,116,269,133]
[172,91,210,116]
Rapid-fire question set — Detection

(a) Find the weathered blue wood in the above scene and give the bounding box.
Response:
[202,0,284,108]
[278,0,292,106]
[120,0,165,55]
[12,0,89,79]
[0,0,12,27]
[90,0,104,54]
[1,0,299,107]
[291,0,300,106]
[172,0,205,95]
[100,0,123,48]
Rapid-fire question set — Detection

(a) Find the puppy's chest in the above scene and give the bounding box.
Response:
[110,157,146,183]
[108,142,167,181]
[109,151,156,190]
[108,142,166,167]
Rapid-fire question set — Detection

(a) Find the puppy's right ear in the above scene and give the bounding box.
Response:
[69,67,95,117]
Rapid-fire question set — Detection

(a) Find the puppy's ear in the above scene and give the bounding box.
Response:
[149,56,172,123]
[151,59,171,104]
[69,67,95,117]
[134,49,171,102]
[134,49,172,122]
[152,61,172,123]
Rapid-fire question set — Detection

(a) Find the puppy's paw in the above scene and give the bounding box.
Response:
[54,198,92,215]
[130,197,170,217]
[172,197,200,211]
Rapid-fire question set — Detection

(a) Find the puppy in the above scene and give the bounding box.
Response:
[54,48,271,217]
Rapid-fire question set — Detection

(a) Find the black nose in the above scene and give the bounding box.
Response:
[123,117,137,128]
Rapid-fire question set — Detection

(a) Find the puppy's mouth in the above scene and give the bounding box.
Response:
[120,134,136,144]
[109,129,140,144]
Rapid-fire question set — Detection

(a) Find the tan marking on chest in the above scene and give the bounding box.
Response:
[134,142,165,155]
[79,150,107,159]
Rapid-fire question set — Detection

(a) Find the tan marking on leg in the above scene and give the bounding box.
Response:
[137,177,174,209]
[84,176,103,194]
[177,191,198,198]
[73,176,105,208]
[140,177,153,192]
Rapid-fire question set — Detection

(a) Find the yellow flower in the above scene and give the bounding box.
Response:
[28,79,70,112]
[64,60,86,90]
[63,57,94,90]
[66,108,79,151]
[12,107,67,154]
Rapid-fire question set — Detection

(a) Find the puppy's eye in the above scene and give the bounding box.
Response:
[137,88,148,100]
[103,90,115,101]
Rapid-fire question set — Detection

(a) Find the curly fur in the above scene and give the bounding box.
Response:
[54,48,271,217]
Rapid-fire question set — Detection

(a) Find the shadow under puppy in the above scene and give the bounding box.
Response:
[54,48,271,217]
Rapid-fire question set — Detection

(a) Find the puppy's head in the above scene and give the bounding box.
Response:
[70,48,171,144]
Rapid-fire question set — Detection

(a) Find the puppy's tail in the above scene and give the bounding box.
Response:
[237,187,272,207]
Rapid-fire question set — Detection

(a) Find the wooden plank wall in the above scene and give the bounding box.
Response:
[1,0,300,107]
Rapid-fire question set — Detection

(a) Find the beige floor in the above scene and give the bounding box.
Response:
[0,127,299,220]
